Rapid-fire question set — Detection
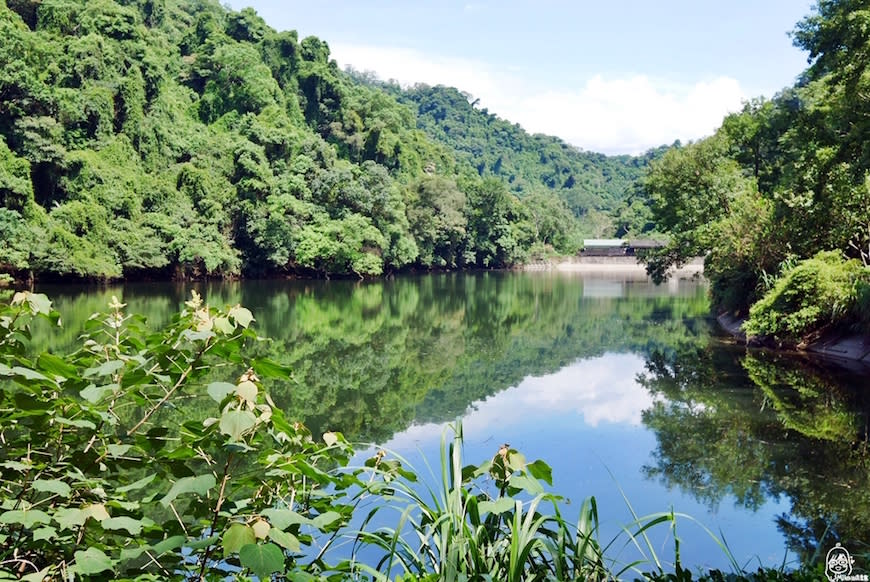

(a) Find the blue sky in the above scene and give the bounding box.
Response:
[225,1,816,155]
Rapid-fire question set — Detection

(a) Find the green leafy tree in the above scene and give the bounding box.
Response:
[407,175,468,268]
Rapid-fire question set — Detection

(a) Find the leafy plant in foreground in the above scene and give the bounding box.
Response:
[347,424,727,581]
[0,291,357,580]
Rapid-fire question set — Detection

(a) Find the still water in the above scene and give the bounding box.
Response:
[34,271,870,572]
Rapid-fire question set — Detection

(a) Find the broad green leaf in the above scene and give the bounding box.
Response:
[83,504,110,522]
[20,568,51,582]
[311,511,341,530]
[251,358,293,379]
[236,381,257,404]
[53,508,87,530]
[228,305,254,328]
[222,523,256,557]
[84,360,124,378]
[73,547,113,575]
[268,528,300,552]
[182,329,214,342]
[213,316,234,334]
[120,546,149,561]
[32,479,71,497]
[261,509,310,530]
[55,417,96,430]
[0,509,50,528]
[506,450,526,472]
[117,474,155,493]
[1,460,31,472]
[32,526,57,541]
[188,534,220,550]
[37,353,76,378]
[508,474,544,495]
[152,535,185,555]
[207,381,236,403]
[526,459,553,486]
[108,500,139,512]
[251,519,270,540]
[11,367,48,381]
[20,291,51,315]
[102,516,143,535]
[478,498,515,515]
[160,474,216,507]
[106,444,132,457]
[219,409,256,441]
[239,542,284,579]
[80,383,118,404]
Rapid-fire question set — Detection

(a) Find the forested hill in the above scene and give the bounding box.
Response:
[395,83,667,236]
[0,0,657,281]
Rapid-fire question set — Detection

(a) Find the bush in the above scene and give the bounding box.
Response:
[0,291,357,580]
[743,251,869,343]
[704,192,779,314]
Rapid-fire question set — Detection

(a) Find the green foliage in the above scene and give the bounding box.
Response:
[0,136,33,212]
[0,291,357,580]
[407,175,468,268]
[464,178,533,267]
[704,191,779,313]
[2,0,667,282]
[351,424,702,582]
[641,0,870,327]
[743,251,869,342]
[643,135,758,285]
[383,81,664,237]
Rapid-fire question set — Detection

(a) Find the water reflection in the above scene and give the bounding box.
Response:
[31,272,870,569]
[640,345,870,565]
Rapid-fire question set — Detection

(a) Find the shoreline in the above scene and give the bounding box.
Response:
[717,313,870,370]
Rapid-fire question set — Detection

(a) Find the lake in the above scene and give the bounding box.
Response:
[33,271,870,573]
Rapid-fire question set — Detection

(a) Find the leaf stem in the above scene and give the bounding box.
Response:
[197,452,234,581]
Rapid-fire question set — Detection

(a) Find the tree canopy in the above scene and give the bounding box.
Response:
[640,0,870,331]
[0,0,656,282]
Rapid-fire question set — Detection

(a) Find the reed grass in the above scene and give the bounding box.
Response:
[345,422,750,581]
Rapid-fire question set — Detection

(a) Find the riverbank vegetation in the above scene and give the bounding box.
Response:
[639,0,870,344]
[0,0,659,283]
[0,292,838,580]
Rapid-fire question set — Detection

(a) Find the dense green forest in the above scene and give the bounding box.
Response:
[348,73,668,237]
[0,0,656,282]
[641,0,870,341]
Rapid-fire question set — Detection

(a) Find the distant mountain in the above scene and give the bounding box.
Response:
[394,83,668,234]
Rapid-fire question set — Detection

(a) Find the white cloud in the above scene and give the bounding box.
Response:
[379,353,655,453]
[330,43,747,155]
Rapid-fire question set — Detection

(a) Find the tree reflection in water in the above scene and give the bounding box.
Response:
[640,344,870,565]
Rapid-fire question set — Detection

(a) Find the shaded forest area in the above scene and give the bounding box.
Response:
[0,0,660,282]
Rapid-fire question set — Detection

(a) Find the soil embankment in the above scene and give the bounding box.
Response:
[717,313,870,369]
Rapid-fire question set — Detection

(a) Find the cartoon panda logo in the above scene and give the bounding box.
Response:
[826,543,854,581]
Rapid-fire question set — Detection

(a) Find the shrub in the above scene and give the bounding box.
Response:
[0,291,356,580]
[704,191,779,314]
[743,251,869,343]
